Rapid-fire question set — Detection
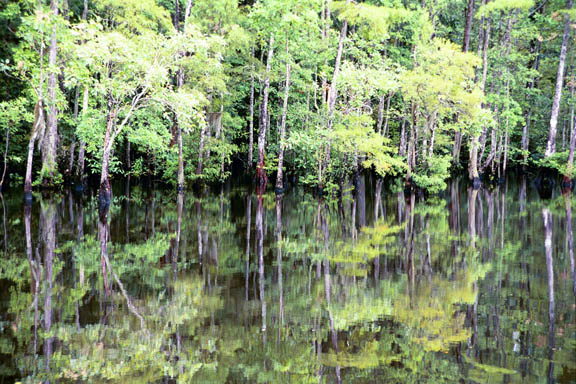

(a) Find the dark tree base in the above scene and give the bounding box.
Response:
[471,177,481,190]
[24,191,33,204]
[98,190,111,212]
[536,169,555,199]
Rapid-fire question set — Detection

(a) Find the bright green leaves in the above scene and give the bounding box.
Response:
[332,1,412,40]
[477,0,535,17]
[93,0,172,34]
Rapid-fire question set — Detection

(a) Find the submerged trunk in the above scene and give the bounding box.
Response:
[276,43,291,193]
[545,0,573,158]
[41,0,60,188]
[256,34,274,186]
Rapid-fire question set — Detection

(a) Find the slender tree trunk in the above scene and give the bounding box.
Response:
[184,0,193,22]
[545,0,573,158]
[566,70,576,182]
[100,95,114,202]
[41,0,60,188]
[382,93,392,137]
[69,85,79,178]
[76,87,88,186]
[1,123,10,188]
[377,93,392,137]
[256,34,274,185]
[196,121,207,176]
[321,0,331,105]
[463,0,475,51]
[248,46,255,169]
[454,0,475,167]
[320,0,350,189]
[76,0,88,185]
[25,100,46,195]
[472,16,491,180]
[399,116,407,157]
[524,38,542,159]
[376,95,385,135]
[276,42,291,192]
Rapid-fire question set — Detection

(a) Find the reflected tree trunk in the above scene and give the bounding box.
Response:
[98,204,111,296]
[40,198,56,373]
[25,203,41,356]
[275,196,284,327]
[543,207,555,383]
[564,194,576,296]
[256,192,266,343]
[245,193,252,301]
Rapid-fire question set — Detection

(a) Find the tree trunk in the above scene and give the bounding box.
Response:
[320,0,350,188]
[565,70,576,181]
[99,96,115,204]
[276,42,291,193]
[1,122,10,188]
[184,0,193,23]
[545,0,573,158]
[248,46,255,169]
[41,0,60,188]
[469,134,480,184]
[25,101,46,195]
[256,34,274,185]
[383,93,392,137]
[376,95,385,135]
[462,0,475,52]
[399,116,407,157]
[75,2,88,187]
[480,16,491,94]
[196,121,207,176]
[377,93,392,137]
[76,87,88,186]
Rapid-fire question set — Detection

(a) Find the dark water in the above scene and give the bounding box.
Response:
[1,176,575,383]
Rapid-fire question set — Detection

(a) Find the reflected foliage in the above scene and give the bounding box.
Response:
[0,177,575,382]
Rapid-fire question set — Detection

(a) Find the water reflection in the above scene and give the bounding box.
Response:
[0,176,575,383]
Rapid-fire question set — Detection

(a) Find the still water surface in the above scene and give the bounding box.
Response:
[0,176,575,383]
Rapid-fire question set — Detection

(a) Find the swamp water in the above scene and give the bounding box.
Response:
[0,176,575,383]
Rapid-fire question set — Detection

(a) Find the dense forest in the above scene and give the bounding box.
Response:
[0,0,575,199]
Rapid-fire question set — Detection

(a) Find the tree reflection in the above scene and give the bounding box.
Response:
[1,181,575,383]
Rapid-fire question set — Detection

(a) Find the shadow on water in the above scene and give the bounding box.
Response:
[0,174,575,383]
